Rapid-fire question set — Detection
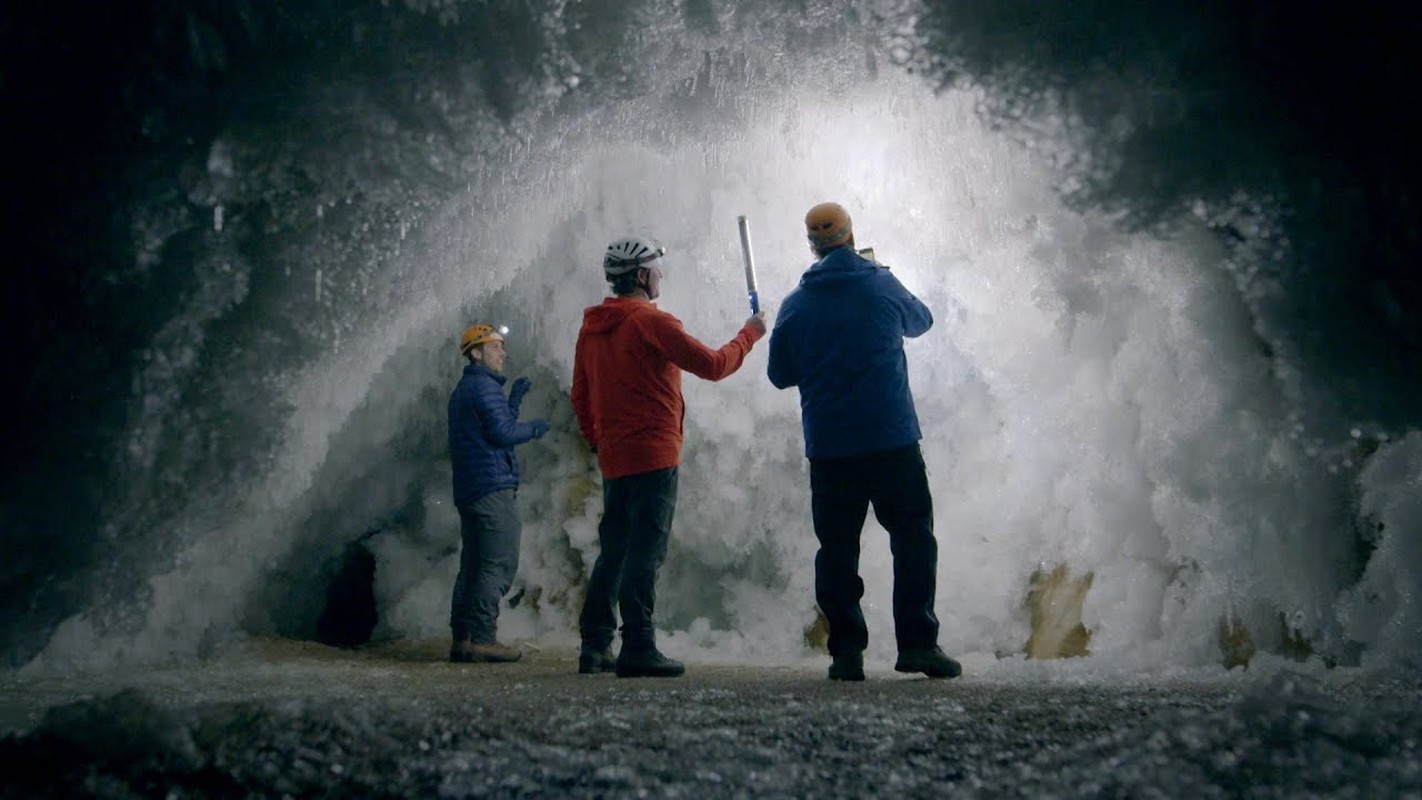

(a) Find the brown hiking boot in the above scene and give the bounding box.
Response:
[449,639,521,663]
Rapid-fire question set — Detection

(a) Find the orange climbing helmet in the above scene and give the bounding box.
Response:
[804,202,853,249]
[460,323,506,356]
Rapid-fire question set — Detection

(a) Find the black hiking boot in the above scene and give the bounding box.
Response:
[894,646,962,678]
[578,646,616,674]
[615,647,685,678]
[828,651,865,681]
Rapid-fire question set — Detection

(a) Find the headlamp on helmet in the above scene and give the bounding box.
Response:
[460,323,508,357]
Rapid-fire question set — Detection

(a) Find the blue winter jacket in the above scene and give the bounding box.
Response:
[767,246,933,459]
[448,364,538,507]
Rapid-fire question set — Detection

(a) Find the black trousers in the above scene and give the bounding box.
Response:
[579,466,679,652]
[809,444,940,656]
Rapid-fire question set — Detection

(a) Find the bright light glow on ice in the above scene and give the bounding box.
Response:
[390,74,1363,669]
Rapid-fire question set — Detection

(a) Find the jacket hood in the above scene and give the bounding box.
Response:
[581,296,654,334]
[800,246,878,289]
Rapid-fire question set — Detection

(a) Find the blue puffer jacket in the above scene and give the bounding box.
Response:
[767,246,933,459]
[448,364,538,507]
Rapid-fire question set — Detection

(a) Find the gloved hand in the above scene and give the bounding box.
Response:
[509,376,532,408]
[529,419,550,439]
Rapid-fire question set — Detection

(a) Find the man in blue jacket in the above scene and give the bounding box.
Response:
[767,202,961,682]
[447,323,550,663]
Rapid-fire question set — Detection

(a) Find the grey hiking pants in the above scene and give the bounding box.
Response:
[450,489,521,643]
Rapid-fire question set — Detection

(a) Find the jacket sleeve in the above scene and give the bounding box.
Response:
[643,311,763,382]
[474,374,536,447]
[570,330,597,449]
[766,311,797,389]
[892,273,933,338]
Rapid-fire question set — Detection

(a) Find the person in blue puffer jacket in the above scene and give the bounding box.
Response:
[768,202,961,683]
[447,323,549,664]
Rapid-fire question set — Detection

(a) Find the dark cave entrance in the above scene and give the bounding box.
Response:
[315,541,378,648]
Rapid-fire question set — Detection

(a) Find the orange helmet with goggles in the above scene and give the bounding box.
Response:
[460,324,506,357]
[804,202,853,249]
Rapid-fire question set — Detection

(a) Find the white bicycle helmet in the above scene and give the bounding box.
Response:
[604,236,666,275]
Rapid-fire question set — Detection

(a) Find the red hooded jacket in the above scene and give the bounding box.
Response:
[571,297,762,479]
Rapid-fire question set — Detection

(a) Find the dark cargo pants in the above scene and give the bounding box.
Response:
[450,489,521,643]
[579,466,678,653]
[809,444,940,656]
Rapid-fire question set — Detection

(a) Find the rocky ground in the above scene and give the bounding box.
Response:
[1,639,1418,798]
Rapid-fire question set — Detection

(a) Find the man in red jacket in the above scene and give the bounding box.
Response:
[572,235,766,677]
